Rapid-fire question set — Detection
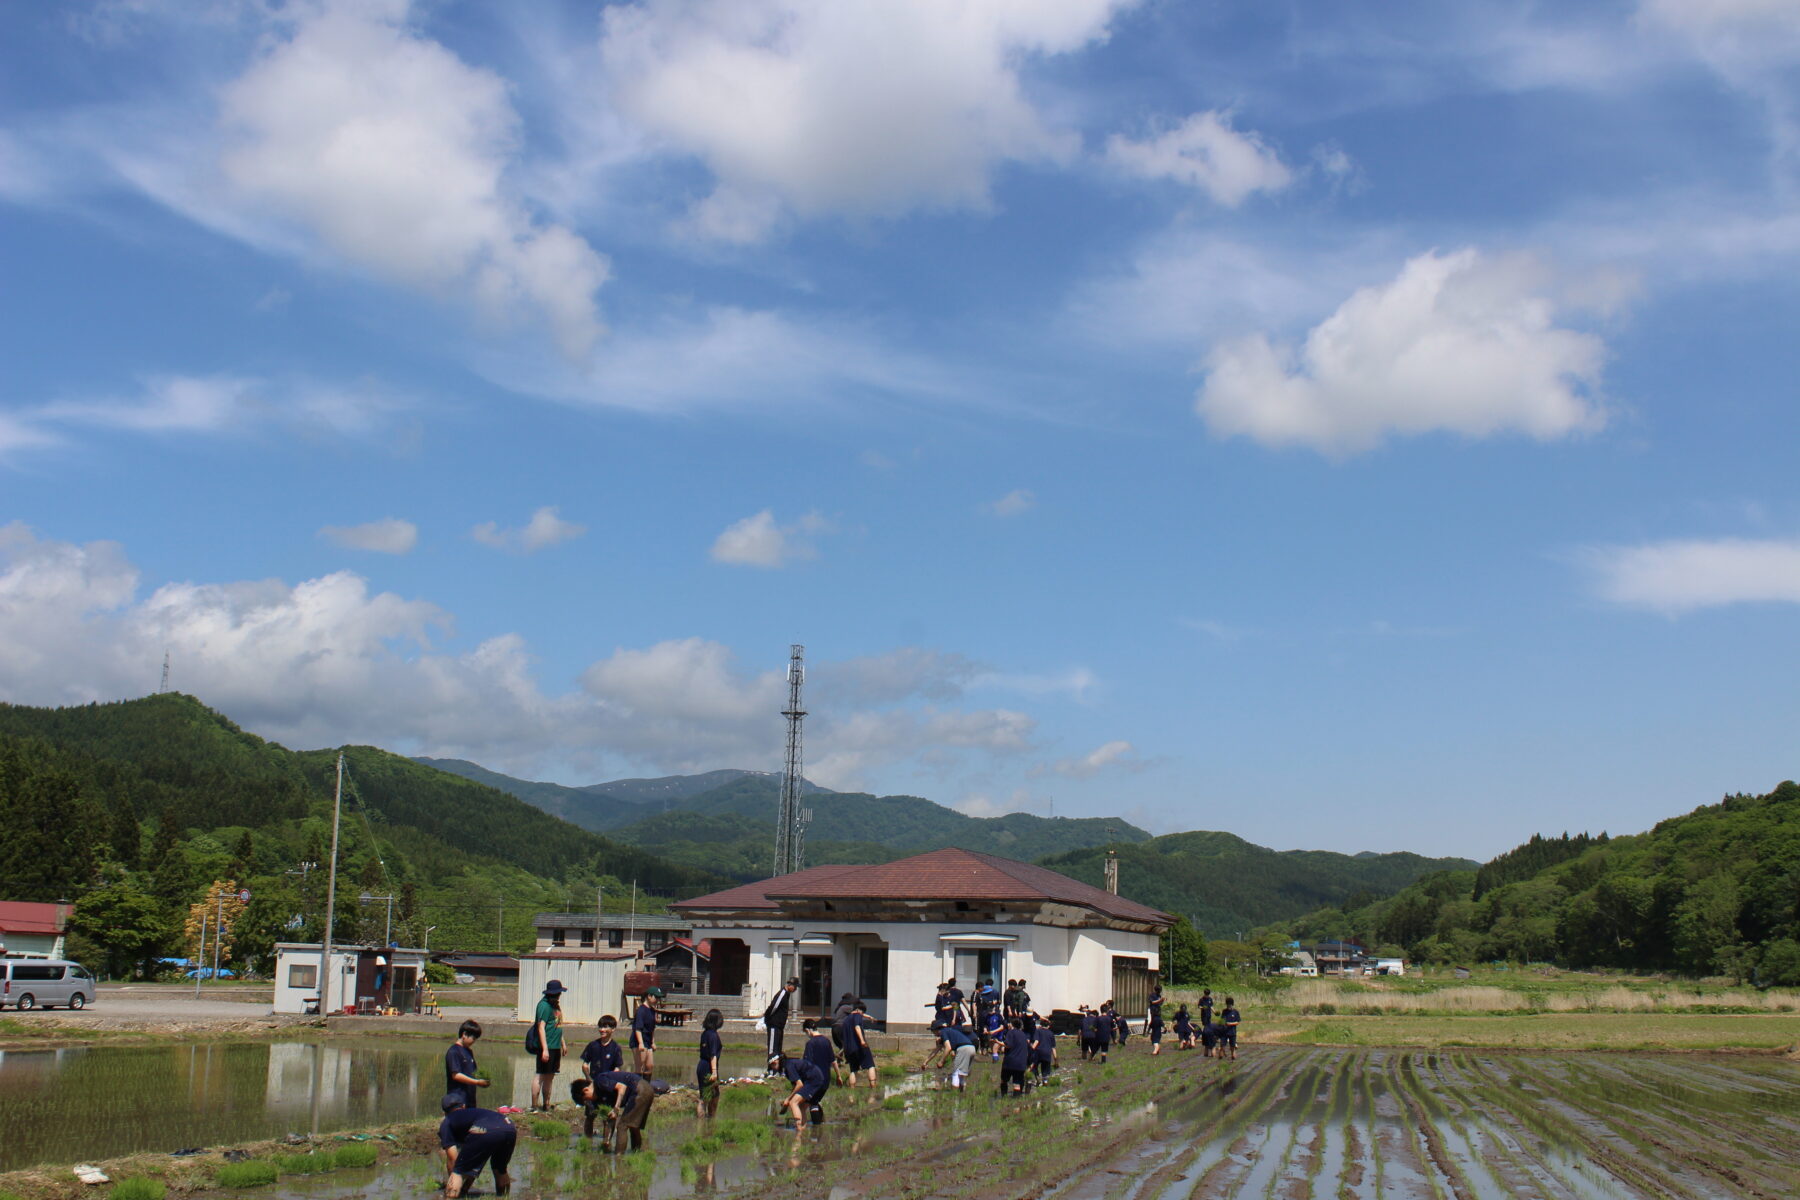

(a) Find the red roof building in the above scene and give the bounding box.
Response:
[0,901,72,959]
[675,848,1171,1029]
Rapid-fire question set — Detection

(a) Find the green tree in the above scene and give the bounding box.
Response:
[66,876,171,978]
[1673,873,1743,974]
[0,746,98,901]
[1160,916,1213,985]
[1758,938,1800,987]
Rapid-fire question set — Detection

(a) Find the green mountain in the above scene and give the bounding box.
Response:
[601,773,1152,876]
[1038,831,1480,937]
[0,694,725,976]
[1281,781,1800,984]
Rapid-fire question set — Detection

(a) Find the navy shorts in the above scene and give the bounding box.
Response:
[846,1046,875,1072]
[454,1129,516,1180]
[1222,1027,1238,1045]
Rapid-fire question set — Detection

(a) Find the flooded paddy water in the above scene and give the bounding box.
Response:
[3,1041,1796,1198]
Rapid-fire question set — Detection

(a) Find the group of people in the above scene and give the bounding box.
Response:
[1164,988,1243,1060]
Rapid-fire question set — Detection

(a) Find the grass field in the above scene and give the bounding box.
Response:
[1261,1010,1800,1050]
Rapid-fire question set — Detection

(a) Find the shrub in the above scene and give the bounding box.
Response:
[331,1144,378,1169]
[215,1161,279,1188]
[108,1181,166,1200]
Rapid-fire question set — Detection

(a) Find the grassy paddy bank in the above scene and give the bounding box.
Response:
[1263,1010,1800,1051]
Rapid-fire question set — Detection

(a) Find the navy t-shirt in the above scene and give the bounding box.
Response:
[841,1012,868,1051]
[1080,1013,1098,1040]
[437,1108,511,1149]
[804,1034,836,1078]
[1148,992,1164,1025]
[698,1028,722,1072]
[590,1070,638,1111]
[581,1037,622,1075]
[940,1025,973,1050]
[444,1043,479,1105]
[631,1004,657,1046]
[1094,1014,1113,1045]
[1031,1027,1056,1062]
[1199,996,1214,1020]
[1222,1006,1241,1028]
[1000,1029,1031,1071]
[783,1058,826,1098]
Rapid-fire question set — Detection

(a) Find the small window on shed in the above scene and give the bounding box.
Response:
[288,963,319,990]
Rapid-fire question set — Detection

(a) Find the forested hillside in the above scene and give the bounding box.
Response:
[1279,782,1800,984]
[0,695,723,978]
[1040,831,1478,938]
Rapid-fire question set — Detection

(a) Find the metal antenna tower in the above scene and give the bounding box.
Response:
[159,650,171,694]
[773,644,809,876]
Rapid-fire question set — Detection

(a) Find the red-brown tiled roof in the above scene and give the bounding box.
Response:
[676,849,1171,926]
[0,901,68,935]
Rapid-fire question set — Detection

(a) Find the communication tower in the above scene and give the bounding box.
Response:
[159,650,171,694]
[773,644,809,876]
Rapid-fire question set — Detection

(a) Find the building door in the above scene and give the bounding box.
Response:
[389,966,418,1015]
[952,948,1005,994]
[799,954,831,1016]
[1111,956,1153,1018]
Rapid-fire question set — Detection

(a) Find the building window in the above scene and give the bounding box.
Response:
[858,947,888,1000]
[288,964,318,990]
[580,928,594,947]
[551,928,566,947]
[606,929,624,948]
[644,932,668,950]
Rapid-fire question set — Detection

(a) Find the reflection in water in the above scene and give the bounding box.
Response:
[0,1039,451,1171]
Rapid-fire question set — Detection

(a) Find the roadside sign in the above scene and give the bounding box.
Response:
[238,890,251,903]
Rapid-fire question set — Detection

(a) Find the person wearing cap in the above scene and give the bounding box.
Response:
[630,987,661,1080]
[437,1093,515,1198]
[769,1051,826,1127]
[760,977,797,1058]
[529,979,566,1112]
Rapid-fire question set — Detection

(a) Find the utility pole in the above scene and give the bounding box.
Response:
[320,753,344,1016]
[194,911,207,999]
[212,890,225,981]
[773,644,808,876]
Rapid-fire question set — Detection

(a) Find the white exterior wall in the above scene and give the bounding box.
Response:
[515,956,629,1026]
[0,933,63,959]
[694,918,1160,1027]
[273,944,356,1014]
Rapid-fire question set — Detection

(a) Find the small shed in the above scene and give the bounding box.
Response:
[432,953,520,984]
[0,901,71,959]
[515,951,635,1025]
[273,943,430,1014]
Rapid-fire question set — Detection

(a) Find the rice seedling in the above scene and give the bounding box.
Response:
[276,1152,333,1174]
[331,1143,378,1169]
[878,1063,906,1079]
[214,1160,279,1188]
[527,1117,566,1139]
[882,1095,907,1110]
[107,1180,165,1200]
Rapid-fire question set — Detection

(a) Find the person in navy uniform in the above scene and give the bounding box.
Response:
[1111,1003,1130,1046]
[1146,981,1165,1056]
[437,1094,515,1198]
[936,1023,975,1090]
[581,1014,624,1083]
[443,1020,488,1110]
[801,1019,836,1112]
[944,978,965,1025]
[770,1052,827,1126]
[840,1000,878,1087]
[630,987,661,1080]
[1199,1014,1219,1058]
[1028,1014,1057,1081]
[1198,988,1214,1030]
[926,982,955,1035]
[1078,1006,1099,1061]
[1092,1003,1113,1062]
[1219,997,1241,1060]
[1172,1005,1195,1050]
[570,1070,655,1152]
[696,1008,724,1119]
[997,1017,1032,1096]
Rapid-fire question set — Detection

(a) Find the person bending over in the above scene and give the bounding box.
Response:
[437,1094,515,1199]
[570,1071,655,1154]
[770,1052,827,1126]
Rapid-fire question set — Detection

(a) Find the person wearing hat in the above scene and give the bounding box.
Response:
[529,979,566,1112]
[437,1093,515,1198]
[630,987,661,1080]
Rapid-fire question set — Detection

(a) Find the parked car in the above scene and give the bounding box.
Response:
[1,958,97,1010]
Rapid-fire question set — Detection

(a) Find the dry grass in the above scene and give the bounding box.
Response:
[1252,977,1800,1015]
[1259,1010,1800,1051]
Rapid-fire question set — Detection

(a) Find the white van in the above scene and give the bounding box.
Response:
[0,958,97,1010]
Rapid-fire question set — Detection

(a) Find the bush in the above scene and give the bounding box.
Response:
[424,961,457,986]
[215,1161,279,1188]
[276,1153,333,1175]
[108,1181,166,1200]
[331,1144,378,1169]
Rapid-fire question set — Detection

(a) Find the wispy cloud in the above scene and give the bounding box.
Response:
[472,506,586,553]
[710,509,830,568]
[1582,536,1800,613]
[319,518,418,555]
[984,489,1035,518]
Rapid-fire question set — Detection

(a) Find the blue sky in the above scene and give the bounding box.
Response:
[5,0,1800,858]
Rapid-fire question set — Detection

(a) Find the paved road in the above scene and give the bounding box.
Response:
[2,985,512,1026]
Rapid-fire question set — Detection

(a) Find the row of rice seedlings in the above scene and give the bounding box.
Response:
[213,1160,280,1188]
[107,1182,164,1200]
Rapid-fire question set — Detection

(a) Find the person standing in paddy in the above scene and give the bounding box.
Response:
[1198,988,1214,1031]
[998,1017,1032,1096]
[841,1000,877,1088]
[1028,1013,1057,1082]
[1220,997,1241,1061]
[801,1018,836,1111]
[1146,980,1165,1055]
[1172,1005,1195,1050]
[1092,1002,1113,1062]
[443,1019,488,1110]
[696,1008,724,1119]
[580,1015,623,1082]
[528,979,566,1112]
[630,987,661,1080]
[1078,1006,1099,1061]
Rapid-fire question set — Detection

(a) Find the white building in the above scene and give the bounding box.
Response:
[672,848,1172,1028]
[272,942,430,1015]
[514,951,634,1026]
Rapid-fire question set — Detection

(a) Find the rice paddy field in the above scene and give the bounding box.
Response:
[4,1037,1797,1200]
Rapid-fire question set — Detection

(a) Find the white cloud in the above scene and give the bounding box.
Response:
[985,488,1036,518]
[1105,111,1292,206]
[471,506,586,554]
[0,526,1050,783]
[599,0,1132,238]
[1197,248,1611,456]
[1583,536,1800,613]
[710,509,827,568]
[952,787,1037,818]
[219,0,609,358]
[1048,738,1141,779]
[318,518,418,555]
[970,666,1098,700]
[813,647,977,706]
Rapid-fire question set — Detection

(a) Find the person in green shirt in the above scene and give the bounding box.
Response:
[529,979,567,1112]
